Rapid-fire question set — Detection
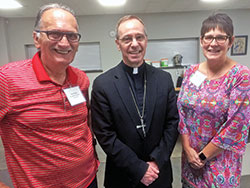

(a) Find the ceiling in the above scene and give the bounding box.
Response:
[0,0,250,18]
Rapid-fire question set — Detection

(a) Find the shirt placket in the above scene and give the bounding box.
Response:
[61,81,73,111]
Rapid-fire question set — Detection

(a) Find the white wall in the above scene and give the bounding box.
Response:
[242,144,250,176]
[0,9,250,175]
[0,18,9,64]
[2,9,250,87]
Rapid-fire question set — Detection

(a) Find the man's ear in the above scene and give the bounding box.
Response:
[33,31,41,49]
[115,39,121,51]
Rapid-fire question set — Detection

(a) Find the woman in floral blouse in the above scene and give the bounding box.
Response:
[177,13,250,188]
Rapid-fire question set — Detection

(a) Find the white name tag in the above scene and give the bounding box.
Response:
[190,71,207,87]
[63,86,86,106]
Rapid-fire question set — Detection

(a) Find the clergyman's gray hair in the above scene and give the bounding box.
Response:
[115,15,147,39]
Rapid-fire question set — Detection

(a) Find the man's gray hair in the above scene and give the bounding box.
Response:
[115,15,147,39]
[34,3,79,30]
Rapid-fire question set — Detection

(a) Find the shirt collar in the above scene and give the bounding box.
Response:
[32,52,78,85]
[122,61,145,76]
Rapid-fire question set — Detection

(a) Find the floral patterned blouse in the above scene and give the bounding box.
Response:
[177,64,250,188]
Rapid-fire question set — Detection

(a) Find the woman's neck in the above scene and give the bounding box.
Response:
[200,57,236,80]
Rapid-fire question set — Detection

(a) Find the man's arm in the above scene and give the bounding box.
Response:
[140,161,159,186]
[149,73,179,169]
[0,181,10,188]
[0,72,11,188]
[0,71,10,120]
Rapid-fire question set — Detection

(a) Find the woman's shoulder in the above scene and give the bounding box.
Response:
[234,63,250,70]
[184,64,199,77]
[228,64,250,89]
[230,63,250,77]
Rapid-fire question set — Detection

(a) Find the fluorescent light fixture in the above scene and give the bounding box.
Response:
[0,0,23,9]
[98,0,126,7]
[201,0,227,3]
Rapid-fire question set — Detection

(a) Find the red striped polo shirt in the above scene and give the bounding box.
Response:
[0,52,99,188]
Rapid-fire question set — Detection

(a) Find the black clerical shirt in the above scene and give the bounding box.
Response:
[122,63,146,114]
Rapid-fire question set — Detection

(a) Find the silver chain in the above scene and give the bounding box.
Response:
[129,78,147,120]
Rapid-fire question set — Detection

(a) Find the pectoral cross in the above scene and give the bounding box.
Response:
[136,118,146,137]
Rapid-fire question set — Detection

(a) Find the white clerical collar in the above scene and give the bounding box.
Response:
[133,67,138,74]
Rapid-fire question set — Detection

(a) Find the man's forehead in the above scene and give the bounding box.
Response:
[119,19,144,33]
[116,18,145,38]
[122,20,136,29]
[120,19,142,27]
[40,8,78,30]
[42,8,71,20]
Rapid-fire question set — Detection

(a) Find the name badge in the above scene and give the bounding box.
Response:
[190,71,207,87]
[63,86,86,106]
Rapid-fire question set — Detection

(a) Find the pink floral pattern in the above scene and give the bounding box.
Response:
[177,64,250,188]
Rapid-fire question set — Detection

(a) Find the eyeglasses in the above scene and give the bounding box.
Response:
[119,34,146,44]
[35,30,81,43]
[202,35,230,44]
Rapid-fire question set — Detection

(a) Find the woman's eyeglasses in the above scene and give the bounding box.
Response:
[202,35,230,44]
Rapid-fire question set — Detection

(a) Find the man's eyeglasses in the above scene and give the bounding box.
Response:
[119,34,146,44]
[35,30,81,43]
[202,35,230,44]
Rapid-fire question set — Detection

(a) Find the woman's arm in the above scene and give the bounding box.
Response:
[199,142,224,162]
[181,134,204,168]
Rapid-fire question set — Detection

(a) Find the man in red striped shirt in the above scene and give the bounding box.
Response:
[0,3,99,188]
